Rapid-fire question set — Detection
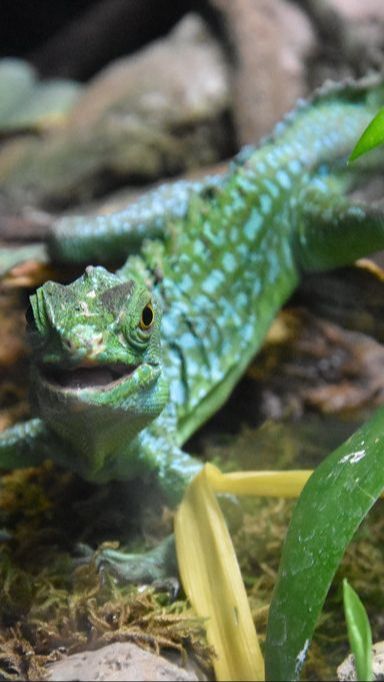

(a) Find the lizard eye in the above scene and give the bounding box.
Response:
[139,302,154,330]
[25,303,38,332]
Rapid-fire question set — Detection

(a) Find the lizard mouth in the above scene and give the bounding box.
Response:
[39,362,138,391]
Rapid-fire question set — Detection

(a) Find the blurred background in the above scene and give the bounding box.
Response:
[0,0,383,220]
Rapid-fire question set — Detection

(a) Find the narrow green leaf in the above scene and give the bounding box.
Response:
[265,405,384,681]
[349,107,384,161]
[343,579,373,682]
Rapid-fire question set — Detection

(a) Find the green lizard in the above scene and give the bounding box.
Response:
[2,76,384,581]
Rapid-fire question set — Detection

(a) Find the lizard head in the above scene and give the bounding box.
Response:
[26,266,169,479]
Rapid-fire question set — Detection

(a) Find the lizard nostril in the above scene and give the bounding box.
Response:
[63,339,76,352]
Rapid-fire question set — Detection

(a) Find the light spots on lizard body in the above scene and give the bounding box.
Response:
[288,159,302,175]
[244,210,263,241]
[262,178,280,198]
[193,239,205,257]
[222,252,237,273]
[155,99,375,418]
[260,194,273,213]
[276,170,292,190]
[201,270,226,297]
[160,185,299,418]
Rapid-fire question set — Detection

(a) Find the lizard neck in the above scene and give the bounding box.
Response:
[31,365,169,482]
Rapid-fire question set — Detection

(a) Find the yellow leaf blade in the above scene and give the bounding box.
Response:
[175,463,264,682]
[208,467,312,498]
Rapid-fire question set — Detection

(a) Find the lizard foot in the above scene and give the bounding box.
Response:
[75,535,178,586]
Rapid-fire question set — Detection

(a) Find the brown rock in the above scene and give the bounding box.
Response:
[326,0,384,22]
[68,14,228,134]
[338,640,384,680]
[208,0,315,144]
[0,14,230,209]
[303,0,384,82]
[327,0,384,65]
[46,642,201,682]
[30,0,193,81]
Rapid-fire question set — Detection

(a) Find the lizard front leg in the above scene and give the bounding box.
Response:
[92,435,203,583]
[90,534,178,585]
[0,418,51,469]
[92,443,241,584]
[48,175,223,265]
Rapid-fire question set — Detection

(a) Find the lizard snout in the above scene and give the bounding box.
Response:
[62,328,105,360]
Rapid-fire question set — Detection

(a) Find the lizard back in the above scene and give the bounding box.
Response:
[151,76,384,443]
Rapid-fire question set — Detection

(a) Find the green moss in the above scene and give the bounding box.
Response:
[0,464,213,680]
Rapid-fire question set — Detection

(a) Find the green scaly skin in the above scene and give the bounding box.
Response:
[2,76,384,581]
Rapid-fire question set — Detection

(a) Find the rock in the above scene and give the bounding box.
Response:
[45,642,201,681]
[0,59,36,124]
[327,0,384,67]
[0,14,230,209]
[207,0,315,144]
[0,58,80,132]
[337,640,384,680]
[302,0,384,83]
[325,0,384,23]
[67,14,228,135]
[30,0,192,81]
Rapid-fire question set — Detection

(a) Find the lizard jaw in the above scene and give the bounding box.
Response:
[32,362,162,412]
[39,362,137,391]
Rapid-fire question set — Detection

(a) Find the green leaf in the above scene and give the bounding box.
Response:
[343,579,373,682]
[349,107,384,161]
[265,404,384,681]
